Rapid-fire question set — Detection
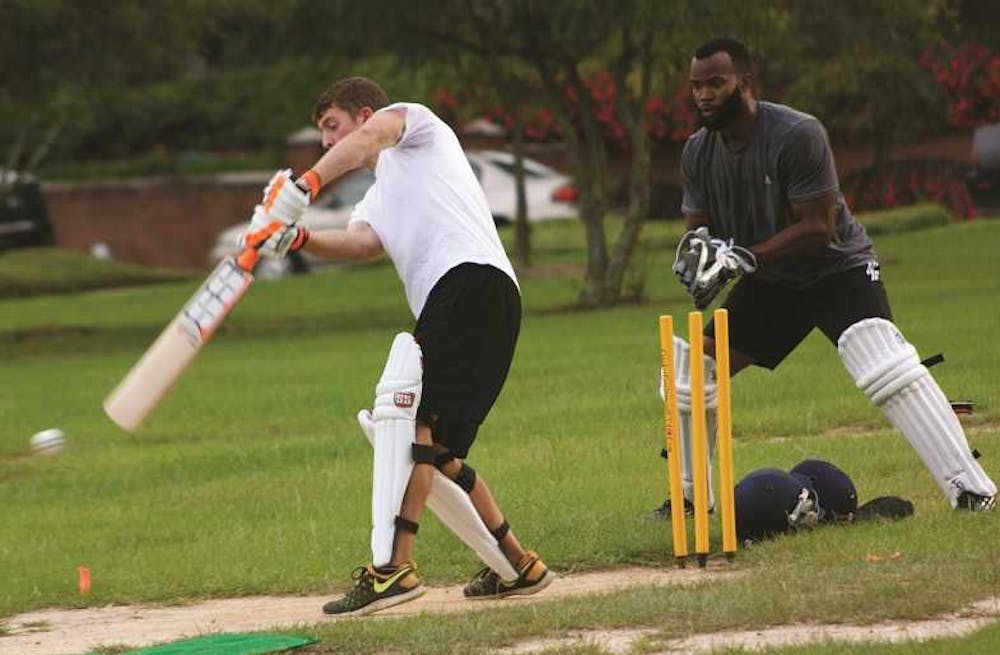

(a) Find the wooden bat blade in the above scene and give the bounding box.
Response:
[103,256,255,432]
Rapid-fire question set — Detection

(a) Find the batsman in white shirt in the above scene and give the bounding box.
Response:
[241,77,553,616]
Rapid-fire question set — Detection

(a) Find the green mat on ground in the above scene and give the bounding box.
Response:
[86,632,317,655]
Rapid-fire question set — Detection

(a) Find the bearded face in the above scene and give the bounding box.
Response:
[689,51,752,132]
[699,83,749,131]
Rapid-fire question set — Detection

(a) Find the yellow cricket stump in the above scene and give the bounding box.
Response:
[714,308,737,560]
[658,316,688,566]
[688,312,711,567]
[658,309,737,568]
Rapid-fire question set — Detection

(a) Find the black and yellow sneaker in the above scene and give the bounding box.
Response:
[322,562,425,616]
[463,550,555,599]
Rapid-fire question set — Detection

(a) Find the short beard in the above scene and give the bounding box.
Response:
[700,88,748,131]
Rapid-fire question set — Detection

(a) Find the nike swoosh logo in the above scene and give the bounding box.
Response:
[373,567,410,594]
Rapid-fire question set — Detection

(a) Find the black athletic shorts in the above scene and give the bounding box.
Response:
[413,263,521,459]
[705,263,892,370]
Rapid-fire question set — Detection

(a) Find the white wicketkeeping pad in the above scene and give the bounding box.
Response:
[371,333,423,566]
[660,336,719,508]
[838,318,996,504]
[357,410,518,580]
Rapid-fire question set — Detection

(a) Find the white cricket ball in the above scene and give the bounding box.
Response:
[30,428,67,456]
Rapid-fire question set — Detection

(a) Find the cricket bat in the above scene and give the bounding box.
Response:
[104,234,272,432]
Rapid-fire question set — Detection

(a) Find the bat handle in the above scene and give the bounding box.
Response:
[236,219,286,271]
[236,247,261,271]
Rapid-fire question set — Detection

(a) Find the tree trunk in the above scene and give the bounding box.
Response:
[533,56,610,307]
[25,121,64,175]
[4,128,26,175]
[606,131,650,300]
[565,66,611,307]
[605,25,653,302]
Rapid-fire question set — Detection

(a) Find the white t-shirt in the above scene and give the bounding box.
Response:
[349,102,518,317]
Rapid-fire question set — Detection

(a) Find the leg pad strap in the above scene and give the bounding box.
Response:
[395,515,419,535]
[412,443,436,465]
[433,451,477,493]
[434,451,457,467]
[454,463,477,493]
[490,520,510,542]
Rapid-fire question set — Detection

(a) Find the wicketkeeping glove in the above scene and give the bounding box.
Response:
[672,227,757,309]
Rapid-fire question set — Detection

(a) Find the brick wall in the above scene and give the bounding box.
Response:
[43,172,269,270]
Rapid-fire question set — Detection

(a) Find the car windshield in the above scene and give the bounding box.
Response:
[475,152,558,179]
[317,168,375,209]
[489,160,546,178]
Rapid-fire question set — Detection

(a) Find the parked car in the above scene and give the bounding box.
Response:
[209,150,578,277]
[465,149,578,225]
[0,171,55,251]
[967,122,1000,215]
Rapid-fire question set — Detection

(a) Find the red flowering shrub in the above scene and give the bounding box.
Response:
[646,84,699,143]
[841,159,976,219]
[580,71,628,145]
[431,88,461,127]
[481,105,563,142]
[434,71,697,148]
[919,42,1000,128]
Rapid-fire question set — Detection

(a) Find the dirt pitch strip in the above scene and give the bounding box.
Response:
[2,566,997,655]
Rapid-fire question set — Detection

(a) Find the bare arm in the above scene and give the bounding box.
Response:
[685,214,711,231]
[293,109,405,261]
[309,108,406,190]
[748,193,836,265]
[301,220,385,261]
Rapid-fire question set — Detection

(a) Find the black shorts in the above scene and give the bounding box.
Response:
[705,264,892,370]
[413,263,521,459]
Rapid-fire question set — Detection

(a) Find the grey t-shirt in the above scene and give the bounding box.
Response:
[681,101,874,287]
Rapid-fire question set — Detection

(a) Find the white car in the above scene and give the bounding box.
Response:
[465,149,578,225]
[209,150,578,277]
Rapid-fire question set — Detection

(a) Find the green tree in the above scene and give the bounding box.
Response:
[379,0,694,306]
[775,0,949,166]
[0,0,394,168]
[0,0,198,172]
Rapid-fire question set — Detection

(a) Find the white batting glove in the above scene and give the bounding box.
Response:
[240,205,310,258]
[261,169,310,224]
[239,169,311,258]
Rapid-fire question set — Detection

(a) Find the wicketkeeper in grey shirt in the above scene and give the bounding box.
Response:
[657,37,995,517]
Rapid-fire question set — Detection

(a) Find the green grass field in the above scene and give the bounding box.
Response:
[1,215,999,653]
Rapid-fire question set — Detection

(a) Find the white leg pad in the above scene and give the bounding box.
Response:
[661,336,718,509]
[358,409,518,580]
[371,333,423,567]
[838,318,996,505]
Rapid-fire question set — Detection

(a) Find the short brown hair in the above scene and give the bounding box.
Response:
[312,77,389,122]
